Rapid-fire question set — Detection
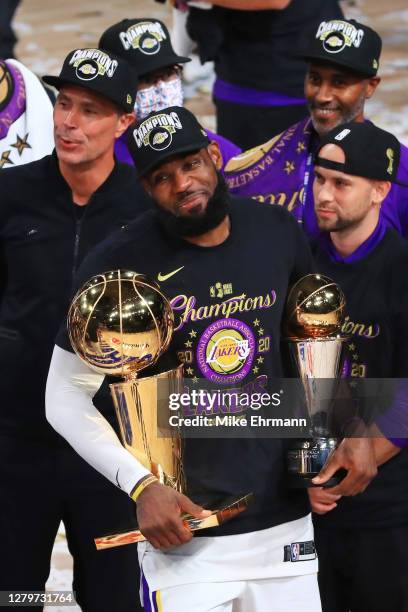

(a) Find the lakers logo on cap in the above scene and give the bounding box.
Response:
[324,32,346,53]
[76,59,99,81]
[133,111,183,149]
[139,32,160,55]
[70,49,118,79]
[316,20,365,54]
[149,127,172,151]
[119,21,167,54]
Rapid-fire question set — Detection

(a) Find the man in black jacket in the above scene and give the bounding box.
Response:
[309,121,408,612]
[0,48,150,611]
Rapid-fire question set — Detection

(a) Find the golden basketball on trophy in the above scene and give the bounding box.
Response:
[286,273,346,339]
[68,269,173,377]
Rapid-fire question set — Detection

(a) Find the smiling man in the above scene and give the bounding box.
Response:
[46,106,324,612]
[224,18,408,238]
[0,48,151,611]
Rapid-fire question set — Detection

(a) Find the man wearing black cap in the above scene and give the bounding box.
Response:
[0,48,150,611]
[46,105,325,611]
[224,18,408,240]
[98,17,241,168]
[309,121,408,612]
[185,0,344,150]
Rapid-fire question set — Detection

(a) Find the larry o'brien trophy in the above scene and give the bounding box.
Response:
[68,270,252,550]
[285,274,347,487]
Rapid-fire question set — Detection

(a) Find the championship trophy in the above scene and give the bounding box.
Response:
[285,274,347,487]
[68,270,252,550]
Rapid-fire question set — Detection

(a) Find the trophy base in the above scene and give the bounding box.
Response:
[287,437,340,488]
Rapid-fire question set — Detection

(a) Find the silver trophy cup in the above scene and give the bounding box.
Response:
[285,274,347,487]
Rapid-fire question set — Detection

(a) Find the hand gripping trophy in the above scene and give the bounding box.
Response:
[68,270,252,549]
[285,274,347,487]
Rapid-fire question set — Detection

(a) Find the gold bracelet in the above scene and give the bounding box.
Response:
[130,474,159,502]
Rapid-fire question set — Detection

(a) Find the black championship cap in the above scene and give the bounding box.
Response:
[128,105,210,177]
[315,122,408,186]
[43,48,137,112]
[99,19,190,77]
[302,19,382,77]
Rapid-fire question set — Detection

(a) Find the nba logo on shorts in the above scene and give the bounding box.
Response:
[291,543,300,561]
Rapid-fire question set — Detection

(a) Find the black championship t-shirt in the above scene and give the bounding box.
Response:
[57,198,312,536]
[312,229,408,528]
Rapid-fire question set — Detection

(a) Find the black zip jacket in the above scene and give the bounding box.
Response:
[0,152,151,440]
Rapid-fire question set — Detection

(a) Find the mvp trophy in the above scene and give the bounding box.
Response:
[285,274,347,487]
[68,270,252,550]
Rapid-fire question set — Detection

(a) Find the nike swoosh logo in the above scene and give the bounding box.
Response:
[157,266,184,282]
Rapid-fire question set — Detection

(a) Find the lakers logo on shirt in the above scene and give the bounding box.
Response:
[197,318,256,384]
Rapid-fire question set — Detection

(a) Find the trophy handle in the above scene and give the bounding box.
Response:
[94,493,254,551]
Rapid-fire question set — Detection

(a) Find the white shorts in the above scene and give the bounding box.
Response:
[141,573,322,612]
[139,514,318,591]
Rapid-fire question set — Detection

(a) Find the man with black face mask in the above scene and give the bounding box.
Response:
[46,107,374,612]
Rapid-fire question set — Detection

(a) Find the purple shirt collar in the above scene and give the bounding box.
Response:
[317,218,386,264]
